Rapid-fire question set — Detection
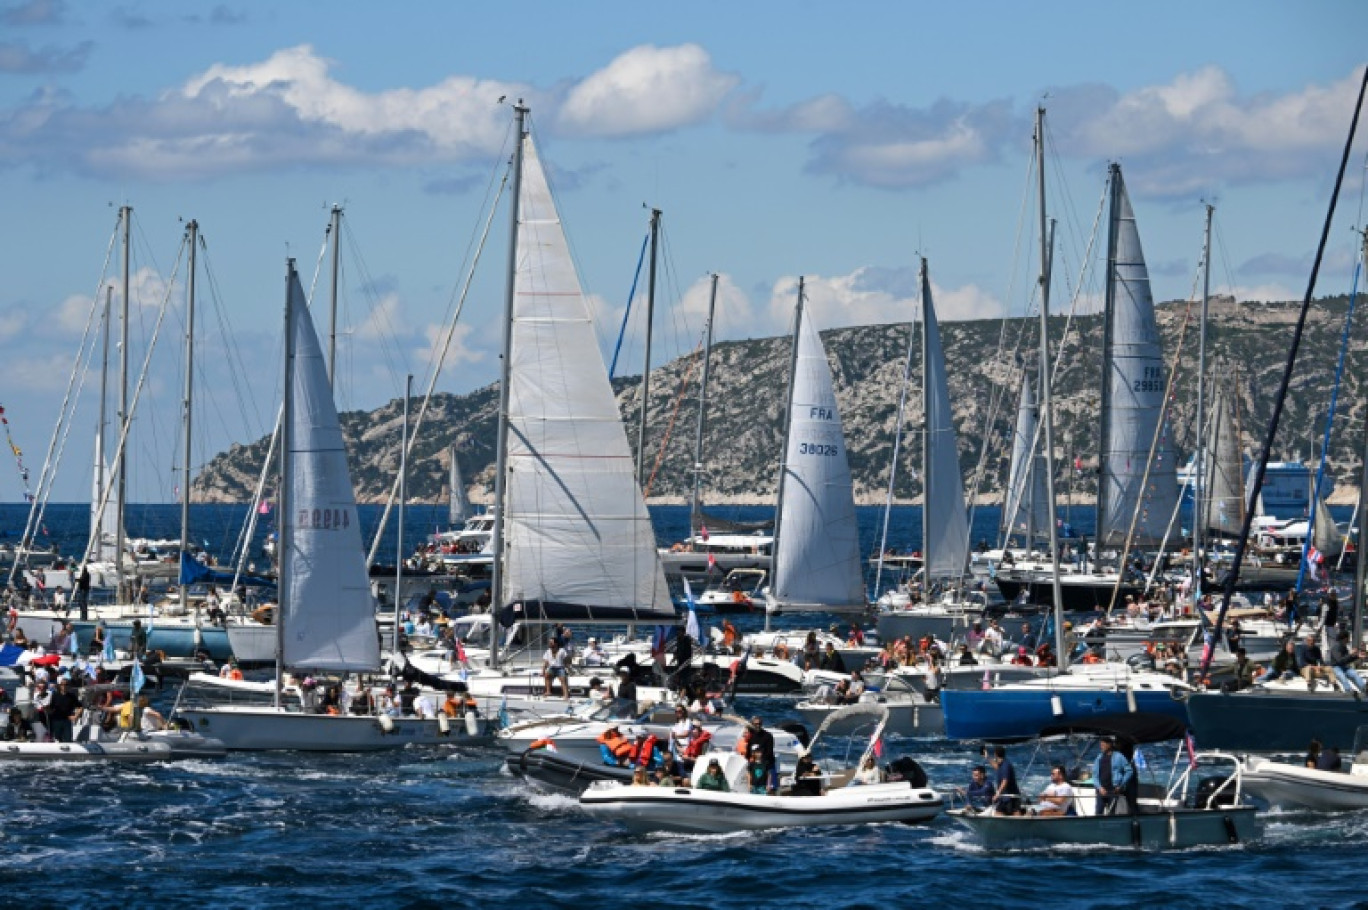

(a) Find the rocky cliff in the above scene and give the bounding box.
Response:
[192,294,1367,507]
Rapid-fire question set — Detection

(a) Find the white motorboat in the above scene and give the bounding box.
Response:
[796,692,943,737]
[1243,734,1368,810]
[579,704,944,833]
[0,739,172,762]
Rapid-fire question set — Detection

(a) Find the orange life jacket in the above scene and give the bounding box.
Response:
[632,734,659,766]
[735,729,752,755]
[683,730,713,759]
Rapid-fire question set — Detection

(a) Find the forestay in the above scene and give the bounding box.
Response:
[1098,167,1177,547]
[499,134,673,623]
[771,307,865,610]
[282,270,381,671]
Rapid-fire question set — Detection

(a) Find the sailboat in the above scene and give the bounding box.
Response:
[878,258,984,642]
[762,278,867,616]
[993,163,1170,611]
[176,261,487,751]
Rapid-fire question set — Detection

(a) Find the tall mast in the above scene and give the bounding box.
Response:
[919,258,933,585]
[1034,107,1066,666]
[489,103,528,670]
[767,277,805,632]
[393,374,411,653]
[1097,165,1122,548]
[1191,204,1214,601]
[116,205,131,602]
[690,274,719,532]
[328,204,342,390]
[636,207,662,489]
[179,219,198,619]
[276,258,297,710]
[1355,229,1368,650]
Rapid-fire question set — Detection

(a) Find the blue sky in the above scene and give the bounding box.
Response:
[0,0,1365,502]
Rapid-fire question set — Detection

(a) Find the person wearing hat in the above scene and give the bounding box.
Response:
[746,716,777,794]
[697,757,729,791]
[584,636,608,667]
[1093,735,1136,815]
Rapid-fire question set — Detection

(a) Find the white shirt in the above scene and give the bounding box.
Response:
[543,648,566,670]
[413,695,437,719]
[1040,781,1074,808]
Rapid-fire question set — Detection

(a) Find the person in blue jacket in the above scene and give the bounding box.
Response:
[1093,735,1136,815]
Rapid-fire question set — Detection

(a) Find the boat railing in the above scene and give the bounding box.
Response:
[1165,751,1245,809]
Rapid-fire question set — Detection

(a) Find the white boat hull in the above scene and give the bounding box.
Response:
[176,706,490,752]
[0,740,173,762]
[1243,758,1368,810]
[580,780,943,833]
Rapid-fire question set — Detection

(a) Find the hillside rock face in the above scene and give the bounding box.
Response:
[193,295,1366,506]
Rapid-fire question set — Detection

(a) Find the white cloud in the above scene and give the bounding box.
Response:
[557,44,738,138]
[764,266,1005,334]
[0,304,29,341]
[351,291,400,341]
[418,321,482,373]
[677,273,756,337]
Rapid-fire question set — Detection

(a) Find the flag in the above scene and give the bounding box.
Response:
[258,499,271,515]
[102,629,115,664]
[699,524,709,542]
[498,694,509,729]
[1134,748,1147,771]
[872,733,884,758]
[651,625,670,660]
[67,630,79,658]
[707,552,716,571]
[1184,731,1199,769]
[683,579,702,643]
[130,661,146,695]
[728,648,751,686]
[455,638,467,664]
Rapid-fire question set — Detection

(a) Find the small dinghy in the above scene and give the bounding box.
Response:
[0,739,173,763]
[579,703,944,833]
[506,747,634,794]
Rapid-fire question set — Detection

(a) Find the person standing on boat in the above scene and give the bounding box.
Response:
[747,716,778,794]
[45,678,81,743]
[541,639,569,698]
[1093,736,1135,815]
[128,619,147,661]
[613,667,638,717]
[989,746,1021,814]
[963,765,993,811]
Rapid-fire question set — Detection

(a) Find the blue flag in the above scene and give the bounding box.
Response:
[130,661,146,695]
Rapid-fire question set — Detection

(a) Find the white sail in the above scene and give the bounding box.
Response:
[1313,495,1344,555]
[282,269,381,671]
[1001,370,1050,544]
[1199,384,1246,535]
[1097,166,1178,546]
[920,264,970,579]
[500,133,673,623]
[448,446,470,525]
[90,433,121,562]
[771,304,865,610]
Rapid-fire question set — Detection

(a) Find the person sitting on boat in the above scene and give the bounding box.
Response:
[668,705,692,760]
[1034,765,1075,817]
[1317,745,1344,772]
[1258,639,1300,684]
[138,697,166,732]
[1010,646,1034,667]
[613,668,638,717]
[630,765,651,787]
[1018,623,1037,653]
[791,752,824,796]
[583,637,608,667]
[962,765,993,812]
[990,746,1022,815]
[721,620,739,653]
[377,686,401,718]
[845,671,866,702]
[1304,738,1324,768]
[442,691,478,718]
[653,766,679,787]
[351,687,374,716]
[966,622,985,654]
[955,644,978,666]
[3,706,32,742]
[1328,629,1366,696]
[680,721,711,772]
[219,659,244,681]
[697,757,729,792]
[847,625,865,647]
[541,639,570,699]
[850,754,883,787]
[1092,736,1136,815]
[597,724,635,766]
[982,621,1004,658]
[800,632,820,671]
[818,643,844,673]
[1296,634,1335,690]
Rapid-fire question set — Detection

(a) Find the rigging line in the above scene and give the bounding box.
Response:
[642,337,704,498]
[343,225,407,398]
[11,217,120,571]
[80,235,189,568]
[608,230,650,380]
[1204,65,1368,677]
[366,165,510,565]
[196,236,267,438]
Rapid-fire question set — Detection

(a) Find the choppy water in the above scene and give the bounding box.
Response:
[1,503,1363,906]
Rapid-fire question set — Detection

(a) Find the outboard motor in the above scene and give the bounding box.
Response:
[886,756,929,788]
[1190,775,1239,809]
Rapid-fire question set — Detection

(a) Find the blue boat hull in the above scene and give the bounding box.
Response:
[71,622,233,661]
[941,687,1191,741]
[1186,691,1368,752]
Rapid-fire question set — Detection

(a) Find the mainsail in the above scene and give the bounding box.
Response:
[1000,369,1050,545]
[770,300,865,610]
[1313,495,1344,556]
[281,267,381,672]
[498,132,673,623]
[920,260,970,579]
[1199,383,1246,536]
[1097,165,1178,547]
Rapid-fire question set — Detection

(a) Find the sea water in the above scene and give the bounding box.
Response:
[0,502,1359,907]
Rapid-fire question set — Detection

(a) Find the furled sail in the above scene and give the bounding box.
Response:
[1097,165,1178,547]
[1199,384,1246,536]
[499,132,673,623]
[448,446,471,526]
[1001,369,1050,545]
[282,267,381,672]
[920,261,970,579]
[90,433,121,562]
[770,303,865,610]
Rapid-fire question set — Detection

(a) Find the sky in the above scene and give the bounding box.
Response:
[0,0,1365,503]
